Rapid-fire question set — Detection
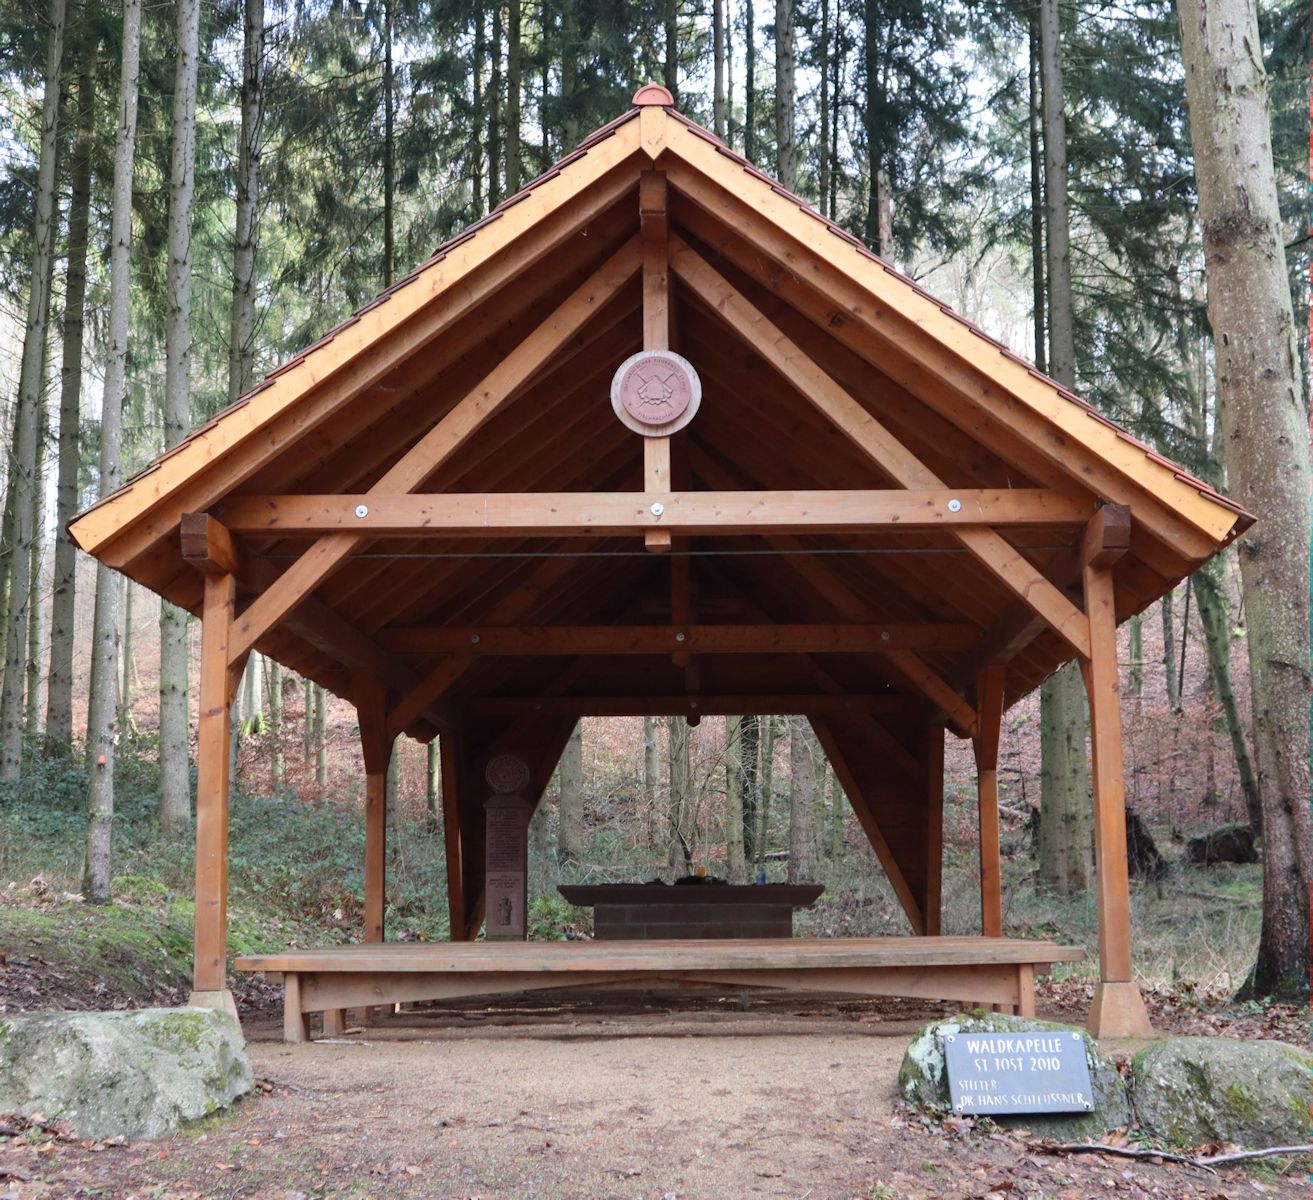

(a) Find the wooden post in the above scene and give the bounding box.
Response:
[922,723,945,936]
[974,665,1006,938]
[1081,561,1153,1037]
[356,673,392,946]
[189,572,241,1019]
[641,168,673,553]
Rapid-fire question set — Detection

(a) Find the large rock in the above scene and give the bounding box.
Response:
[1132,1037,1313,1149]
[898,1012,1131,1139]
[0,1007,252,1139]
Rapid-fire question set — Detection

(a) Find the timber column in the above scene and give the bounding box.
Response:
[190,570,243,1019]
[484,754,531,940]
[1081,548,1153,1038]
[354,672,393,945]
[974,665,1006,938]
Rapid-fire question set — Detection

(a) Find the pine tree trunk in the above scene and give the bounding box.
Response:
[829,765,843,859]
[642,714,659,847]
[1028,7,1045,373]
[1162,589,1179,707]
[1192,563,1262,830]
[382,0,395,283]
[426,739,440,821]
[667,716,691,877]
[46,41,95,752]
[556,722,584,867]
[744,0,756,162]
[1128,614,1143,699]
[1036,0,1091,894]
[84,0,141,903]
[302,677,313,764]
[24,372,46,739]
[269,659,284,791]
[159,0,201,833]
[228,0,263,407]
[739,713,759,865]
[1177,0,1312,1000]
[757,716,777,858]
[724,715,745,881]
[774,0,795,189]
[663,0,678,98]
[713,0,725,137]
[787,717,817,883]
[0,0,65,780]
[488,2,502,206]
[505,0,522,193]
[314,684,327,788]
[818,0,830,212]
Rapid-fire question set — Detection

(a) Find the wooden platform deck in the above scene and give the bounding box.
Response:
[235,937,1085,1043]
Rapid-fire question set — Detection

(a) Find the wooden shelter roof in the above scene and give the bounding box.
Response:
[69,89,1252,744]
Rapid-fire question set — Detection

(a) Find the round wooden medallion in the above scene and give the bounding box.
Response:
[485,753,530,795]
[610,351,701,437]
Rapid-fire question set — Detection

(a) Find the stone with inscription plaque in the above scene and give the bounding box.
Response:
[484,755,530,941]
[945,1029,1094,1115]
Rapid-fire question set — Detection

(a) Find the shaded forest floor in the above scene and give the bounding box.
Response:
[3,995,1312,1200]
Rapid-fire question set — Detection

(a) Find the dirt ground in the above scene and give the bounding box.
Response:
[3,991,1311,1200]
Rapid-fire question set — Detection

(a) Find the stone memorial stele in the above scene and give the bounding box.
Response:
[484,753,531,940]
[945,1027,1095,1115]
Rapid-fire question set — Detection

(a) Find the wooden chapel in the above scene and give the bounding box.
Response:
[69,85,1252,1041]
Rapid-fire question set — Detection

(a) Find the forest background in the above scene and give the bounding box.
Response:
[0,0,1307,1011]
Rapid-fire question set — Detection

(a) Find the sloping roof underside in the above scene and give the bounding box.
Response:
[69,104,1249,738]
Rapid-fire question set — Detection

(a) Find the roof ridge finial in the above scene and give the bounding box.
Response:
[633,82,675,107]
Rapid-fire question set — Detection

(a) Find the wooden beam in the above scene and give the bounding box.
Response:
[974,664,1006,938]
[668,234,1094,660]
[883,648,978,737]
[378,622,979,656]
[466,693,910,717]
[216,488,1093,539]
[224,236,643,667]
[810,716,925,933]
[1081,503,1132,570]
[922,723,946,936]
[181,513,242,576]
[439,728,467,939]
[1081,561,1153,1037]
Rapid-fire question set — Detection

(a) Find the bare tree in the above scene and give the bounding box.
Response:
[556,722,584,867]
[667,716,691,876]
[1036,0,1092,894]
[0,0,65,779]
[724,715,746,880]
[46,36,96,750]
[1177,0,1312,998]
[787,717,817,882]
[84,0,142,903]
[159,0,202,833]
[773,0,795,189]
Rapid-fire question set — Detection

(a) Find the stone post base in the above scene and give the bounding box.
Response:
[1088,980,1153,1038]
[188,989,241,1025]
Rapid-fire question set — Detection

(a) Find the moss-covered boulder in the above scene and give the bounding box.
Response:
[898,1012,1131,1139]
[1131,1037,1313,1149]
[0,1007,252,1139]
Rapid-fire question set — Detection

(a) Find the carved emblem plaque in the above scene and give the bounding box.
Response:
[485,753,530,795]
[611,350,702,437]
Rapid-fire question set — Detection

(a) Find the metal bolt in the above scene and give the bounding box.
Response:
[650,502,665,517]
[880,630,891,641]
[947,498,962,513]
[354,504,369,519]
[470,634,481,645]
[945,1034,955,1043]
[675,631,686,642]
[1072,1032,1082,1041]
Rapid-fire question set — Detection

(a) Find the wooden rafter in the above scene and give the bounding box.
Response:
[224,236,643,667]
[668,233,1093,661]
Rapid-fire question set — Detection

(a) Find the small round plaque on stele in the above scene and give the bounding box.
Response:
[610,350,702,437]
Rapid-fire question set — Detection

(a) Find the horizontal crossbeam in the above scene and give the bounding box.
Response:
[214,489,1093,538]
[464,693,912,717]
[377,622,978,656]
